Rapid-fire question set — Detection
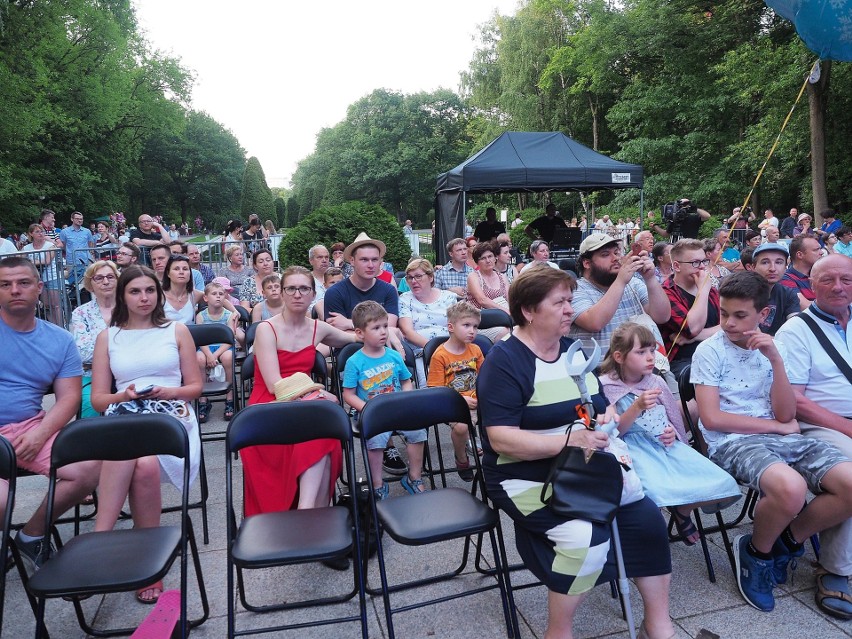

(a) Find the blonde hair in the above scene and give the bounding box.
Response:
[405,258,434,277]
[447,300,480,325]
[83,260,119,292]
[225,244,244,260]
[204,281,225,295]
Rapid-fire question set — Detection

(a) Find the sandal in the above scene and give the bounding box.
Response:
[197,401,212,424]
[815,566,852,620]
[224,400,235,421]
[671,508,698,546]
[136,580,163,605]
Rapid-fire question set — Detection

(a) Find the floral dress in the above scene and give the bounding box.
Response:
[70,300,109,418]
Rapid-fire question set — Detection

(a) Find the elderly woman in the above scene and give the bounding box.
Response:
[524,239,559,270]
[477,267,675,639]
[703,238,731,290]
[215,244,254,291]
[70,260,119,418]
[793,213,813,237]
[239,248,276,310]
[330,242,346,268]
[466,240,511,342]
[651,241,673,284]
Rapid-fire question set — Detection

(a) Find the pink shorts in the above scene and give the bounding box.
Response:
[0,411,58,479]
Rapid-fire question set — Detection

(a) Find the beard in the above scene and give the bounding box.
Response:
[588,261,618,287]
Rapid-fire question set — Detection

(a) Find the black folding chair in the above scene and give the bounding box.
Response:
[226,401,367,638]
[0,436,16,635]
[357,386,518,639]
[188,322,237,435]
[478,308,514,333]
[26,414,209,638]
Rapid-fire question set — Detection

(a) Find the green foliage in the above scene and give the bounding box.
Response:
[509,208,545,255]
[273,197,286,229]
[240,156,274,221]
[285,196,300,227]
[279,201,412,271]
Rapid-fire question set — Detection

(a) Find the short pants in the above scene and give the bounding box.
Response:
[366,429,428,450]
[0,411,57,480]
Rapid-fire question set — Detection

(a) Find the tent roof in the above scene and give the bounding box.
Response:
[436,131,643,194]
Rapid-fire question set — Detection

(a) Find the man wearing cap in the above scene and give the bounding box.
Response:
[780,235,822,310]
[776,254,852,620]
[749,242,801,335]
[524,203,568,243]
[568,233,670,354]
[779,207,798,239]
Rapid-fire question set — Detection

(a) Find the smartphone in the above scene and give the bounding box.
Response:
[630,242,643,256]
[136,384,155,396]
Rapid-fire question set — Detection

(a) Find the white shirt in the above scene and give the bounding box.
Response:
[0,238,17,255]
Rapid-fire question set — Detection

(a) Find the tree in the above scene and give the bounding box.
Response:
[274,197,286,229]
[240,156,274,221]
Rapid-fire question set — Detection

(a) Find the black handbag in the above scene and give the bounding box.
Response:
[540,423,627,525]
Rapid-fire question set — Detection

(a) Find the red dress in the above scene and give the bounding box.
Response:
[242,320,343,516]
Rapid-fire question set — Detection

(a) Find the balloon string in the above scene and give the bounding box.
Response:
[663,58,819,360]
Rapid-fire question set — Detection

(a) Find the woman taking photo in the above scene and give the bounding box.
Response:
[90,265,203,604]
[163,254,204,325]
[215,244,254,292]
[239,248,276,310]
[70,260,118,418]
[242,265,356,518]
[466,240,510,342]
[477,267,675,639]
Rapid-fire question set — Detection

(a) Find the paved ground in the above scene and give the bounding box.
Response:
[4,407,852,638]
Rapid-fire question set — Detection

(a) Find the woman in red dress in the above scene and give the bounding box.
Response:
[242,265,357,515]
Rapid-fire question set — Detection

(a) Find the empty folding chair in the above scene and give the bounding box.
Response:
[478,308,514,333]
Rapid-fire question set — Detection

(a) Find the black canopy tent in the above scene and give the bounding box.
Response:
[433,131,644,264]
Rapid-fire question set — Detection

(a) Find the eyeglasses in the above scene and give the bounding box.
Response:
[675,259,711,268]
[139,219,154,223]
[116,251,134,257]
[283,286,313,296]
[92,274,116,283]
[405,273,427,282]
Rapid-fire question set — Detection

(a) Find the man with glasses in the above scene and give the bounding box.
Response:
[58,211,94,285]
[129,214,167,266]
[749,242,801,335]
[0,257,99,572]
[114,242,139,269]
[568,232,670,355]
[659,238,721,378]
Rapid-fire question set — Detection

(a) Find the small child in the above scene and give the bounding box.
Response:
[342,301,423,500]
[692,271,852,612]
[251,274,283,322]
[195,281,244,421]
[313,267,343,320]
[599,322,741,545]
[426,301,484,482]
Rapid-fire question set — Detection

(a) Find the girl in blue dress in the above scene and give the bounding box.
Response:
[600,322,741,545]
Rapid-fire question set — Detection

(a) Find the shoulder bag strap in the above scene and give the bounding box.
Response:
[798,313,852,386]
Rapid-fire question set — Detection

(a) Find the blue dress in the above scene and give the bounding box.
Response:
[614,394,741,512]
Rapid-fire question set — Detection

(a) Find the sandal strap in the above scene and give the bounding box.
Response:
[816,569,852,604]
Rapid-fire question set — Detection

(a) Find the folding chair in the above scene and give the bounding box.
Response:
[226,401,367,638]
[478,308,513,333]
[188,322,237,437]
[0,435,16,635]
[26,414,209,638]
[357,386,518,639]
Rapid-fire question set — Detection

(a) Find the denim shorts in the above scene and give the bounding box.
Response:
[366,429,428,450]
[711,433,849,494]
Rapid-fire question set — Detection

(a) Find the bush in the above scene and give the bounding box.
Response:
[508,208,544,256]
[279,201,412,270]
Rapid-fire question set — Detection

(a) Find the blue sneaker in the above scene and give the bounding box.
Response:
[771,537,804,585]
[734,534,777,611]
[400,475,427,495]
[373,482,389,501]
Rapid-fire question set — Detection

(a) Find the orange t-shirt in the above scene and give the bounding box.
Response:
[426,342,485,397]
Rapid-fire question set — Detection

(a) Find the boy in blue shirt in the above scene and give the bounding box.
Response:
[343,301,423,500]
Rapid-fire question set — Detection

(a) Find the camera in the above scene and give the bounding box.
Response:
[661,198,697,224]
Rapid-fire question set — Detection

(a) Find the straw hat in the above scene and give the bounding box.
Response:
[342,232,386,261]
[273,373,324,402]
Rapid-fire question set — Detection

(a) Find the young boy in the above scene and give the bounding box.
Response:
[691,271,852,612]
[195,280,244,421]
[250,274,283,322]
[312,267,343,320]
[342,301,423,500]
[426,301,484,481]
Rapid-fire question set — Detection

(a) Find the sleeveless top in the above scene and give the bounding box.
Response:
[164,294,196,324]
[467,270,508,310]
[249,319,318,404]
[108,322,182,392]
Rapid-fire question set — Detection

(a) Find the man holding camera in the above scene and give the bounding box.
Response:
[650,198,711,240]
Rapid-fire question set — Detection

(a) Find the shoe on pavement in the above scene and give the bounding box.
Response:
[382,446,407,476]
[455,457,474,482]
[373,482,389,501]
[771,536,804,585]
[14,533,54,576]
[401,475,427,495]
[734,534,776,612]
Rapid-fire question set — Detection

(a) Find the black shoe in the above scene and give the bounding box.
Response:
[14,534,55,576]
[382,446,408,476]
[321,555,350,571]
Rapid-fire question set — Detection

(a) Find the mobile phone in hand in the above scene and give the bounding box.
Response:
[136,384,155,396]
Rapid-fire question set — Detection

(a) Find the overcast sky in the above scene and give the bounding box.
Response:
[133,0,519,188]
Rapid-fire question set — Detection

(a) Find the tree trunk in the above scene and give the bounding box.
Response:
[808,60,831,215]
[587,94,599,151]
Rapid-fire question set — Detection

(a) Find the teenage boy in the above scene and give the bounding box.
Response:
[251,274,284,322]
[342,301,424,500]
[692,271,852,612]
[426,301,484,481]
[748,242,801,335]
[195,281,243,422]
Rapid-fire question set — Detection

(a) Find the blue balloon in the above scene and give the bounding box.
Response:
[766,0,852,61]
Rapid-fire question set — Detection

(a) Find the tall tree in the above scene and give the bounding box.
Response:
[240,156,274,221]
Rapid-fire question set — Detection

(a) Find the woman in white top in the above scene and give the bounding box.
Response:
[523,239,560,270]
[90,264,202,604]
[163,254,203,324]
[21,223,63,325]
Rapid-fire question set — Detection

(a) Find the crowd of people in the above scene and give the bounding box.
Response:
[1,201,851,637]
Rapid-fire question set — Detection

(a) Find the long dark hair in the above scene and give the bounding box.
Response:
[111,265,168,328]
[162,254,193,294]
